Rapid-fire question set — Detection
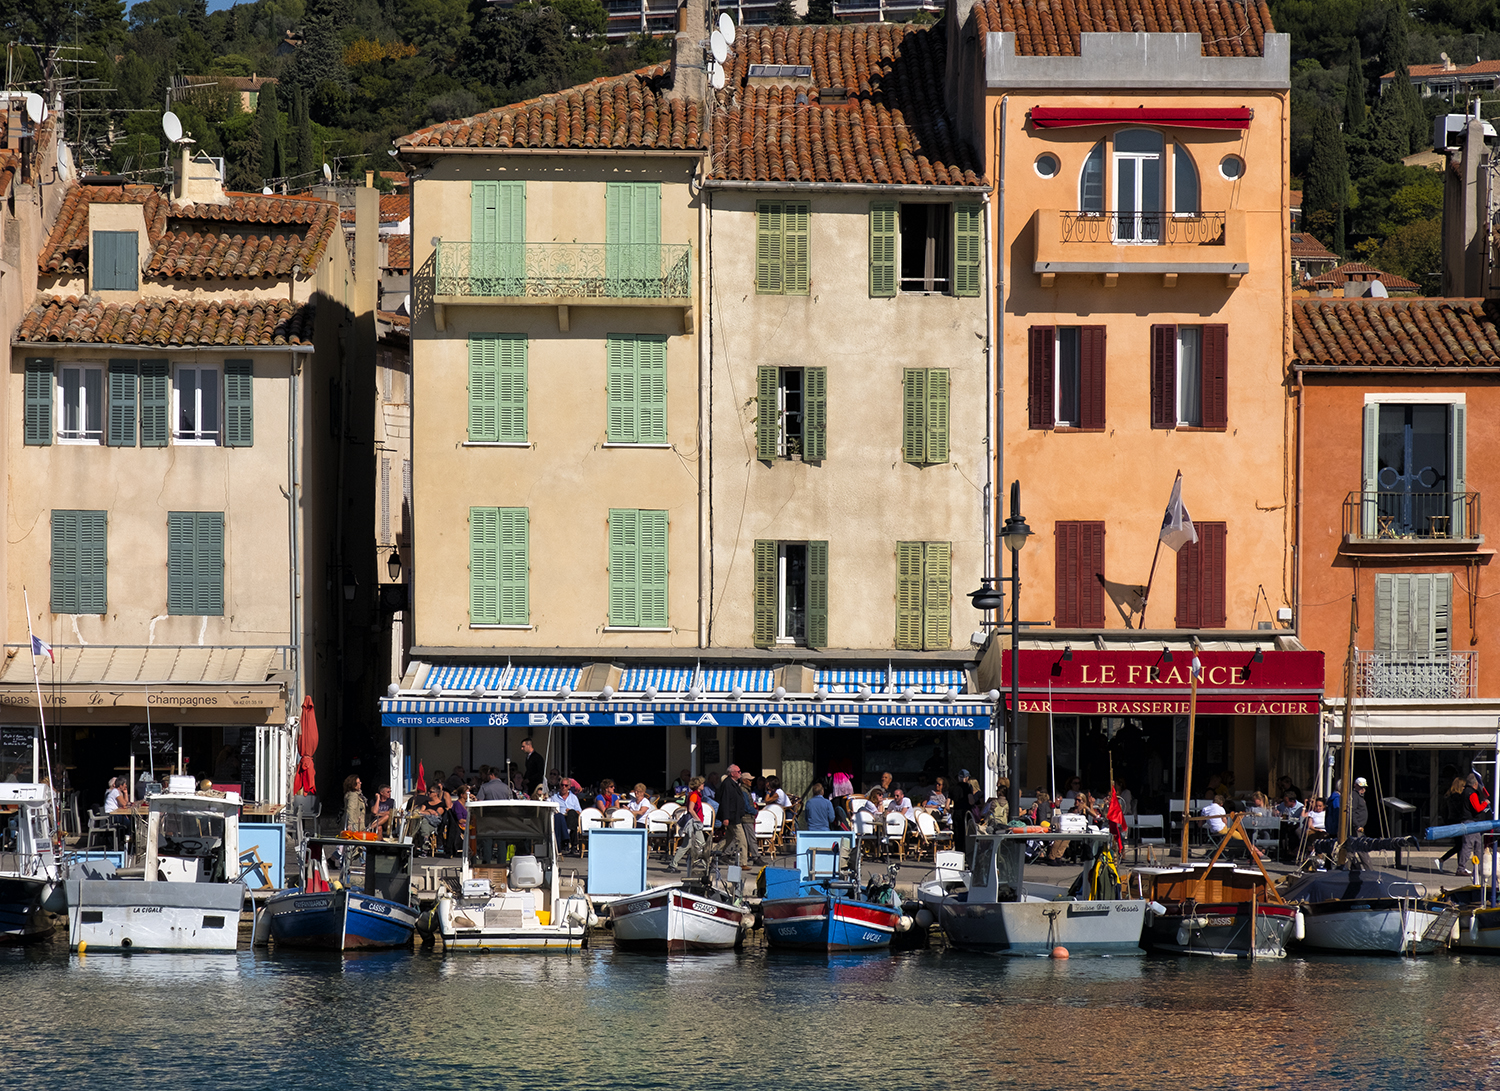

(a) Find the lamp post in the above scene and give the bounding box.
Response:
[969,481,1031,819]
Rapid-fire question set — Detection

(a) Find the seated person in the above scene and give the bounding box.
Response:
[595,779,620,812]
[369,785,397,836]
[857,788,886,814]
[764,776,791,809]
[625,783,654,819]
[888,788,915,817]
[1274,791,1305,821]
[1201,794,1229,847]
[413,787,447,851]
[926,777,950,811]
[1246,791,1272,817]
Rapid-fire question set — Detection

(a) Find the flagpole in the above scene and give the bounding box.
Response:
[1179,655,1199,864]
[1137,539,1165,629]
[21,590,55,795]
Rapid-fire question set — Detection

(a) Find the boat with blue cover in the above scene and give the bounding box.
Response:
[761,833,906,952]
[259,837,419,951]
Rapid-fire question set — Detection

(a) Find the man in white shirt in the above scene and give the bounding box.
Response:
[1201,795,1228,843]
[889,788,915,817]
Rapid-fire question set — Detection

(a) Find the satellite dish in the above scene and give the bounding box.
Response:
[710,64,726,90]
[322,163,332,183]
[162,111,183,143]
[710,30,728,64]
[262,186,273,195]
[24,92,43,123]
[719,12,735,44]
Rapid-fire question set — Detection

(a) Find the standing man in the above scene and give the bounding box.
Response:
[1459,773,1491,877]
[740,771,767,865]
[714,763,749,864]
[477,767,512,801]
[521,738,544,795]
[1348,775,1372,870]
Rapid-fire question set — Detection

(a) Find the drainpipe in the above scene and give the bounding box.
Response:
[1294,368,1305,634]
[994,96,1007,598]
[698,175,710,649]
[286,348,302,806]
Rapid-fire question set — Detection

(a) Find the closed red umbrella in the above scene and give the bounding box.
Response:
[414,761,426,793]
[292,695,318,796]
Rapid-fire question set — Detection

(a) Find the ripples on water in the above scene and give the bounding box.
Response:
[5,938,1500,1090]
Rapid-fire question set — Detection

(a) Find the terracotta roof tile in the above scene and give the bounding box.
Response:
[396,65,705,151]
[710,24,985,187]
[1289,232,1336,260]
[1308,262,1420,292]
[16,294,316,347]
[39,185,339,280]
[1292,299,1500,368]
[384,235,410,271]
[975,0,1274,57]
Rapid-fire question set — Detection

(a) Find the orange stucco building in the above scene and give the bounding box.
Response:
[1294,297,1500,833]
[952,0,1323,816]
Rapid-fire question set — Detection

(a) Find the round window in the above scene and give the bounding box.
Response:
[1034,153,1060,179]
[1220,155,1246,180]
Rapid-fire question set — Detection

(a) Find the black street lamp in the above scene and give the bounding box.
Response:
[969,480,1030,818]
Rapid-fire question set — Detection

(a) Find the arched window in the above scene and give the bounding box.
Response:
[1174,145,1200,216]
[1113,129,1163,242]
[1079,141,1105,212]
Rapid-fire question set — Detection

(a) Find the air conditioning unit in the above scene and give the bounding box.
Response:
[1435,113,1497,152]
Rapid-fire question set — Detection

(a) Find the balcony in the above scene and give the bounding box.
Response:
[432,241,693,332]
[1032,208,1249,287]
[1340,491,1482,555]
[1355,650,1478,700]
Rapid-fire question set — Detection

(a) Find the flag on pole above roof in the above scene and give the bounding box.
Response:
[1159,472,1198,553]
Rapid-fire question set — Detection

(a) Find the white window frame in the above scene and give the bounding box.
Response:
[776,542,809,645]
[57,363,104,444]
[1053,327,1081,428]
[1176,326,1202,426]
[778,368,804,458]
[174,365,222,445]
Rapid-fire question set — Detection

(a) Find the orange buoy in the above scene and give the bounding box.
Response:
[1051,946,1070,959]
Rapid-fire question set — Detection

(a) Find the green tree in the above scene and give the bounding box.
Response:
[256,79,284,186]
[295,0,350,96]
[1344,42,1366,135]
[1378,0,1428,152]
[1366,84,1413,162]
[804,0,834,22]
[773,0,795,24]
[1304,107,1350,254]
[1372,217,1441,293]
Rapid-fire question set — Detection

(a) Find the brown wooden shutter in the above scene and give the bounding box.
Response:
[1055,521,1079,627]
[1029,326,1055,430]
[1175,521,1226,629]
[1201,324,1228,430]
[1080,521,1105,627]
[1150,324,1177,429]
[1079,325,1106,429]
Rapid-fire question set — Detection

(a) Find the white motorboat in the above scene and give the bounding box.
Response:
[0,783,62,944]
[1282,868,1457,955]
[428,800,595,951]
[917,831,1148,955]
[606,877,751,952]
[65,790,246,953]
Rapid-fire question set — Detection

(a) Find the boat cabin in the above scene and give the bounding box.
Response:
[144,791,241,883]
[1132,861,1278,906]
[963,831,1111,902]
[463,800,564,912]
[304,837,415,906]
[0,783,59,881]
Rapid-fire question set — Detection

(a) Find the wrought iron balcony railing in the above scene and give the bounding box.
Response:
[1059,211,1227,246]
[1342,490,1480,541]
[1356,650,1478,700]
[434,241,692,301]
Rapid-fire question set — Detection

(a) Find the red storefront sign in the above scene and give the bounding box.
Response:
[1000,649,1324,717]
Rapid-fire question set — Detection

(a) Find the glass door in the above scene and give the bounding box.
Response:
[1114,130,1163,243]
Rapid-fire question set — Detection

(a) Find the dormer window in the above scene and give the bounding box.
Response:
[92,231,139,291]
[59,365,104,442]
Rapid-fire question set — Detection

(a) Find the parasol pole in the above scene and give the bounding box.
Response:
[21,590,54,792]
[1179,653,1199,864]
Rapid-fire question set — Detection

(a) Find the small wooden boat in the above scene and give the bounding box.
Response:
[429,800,595,951]
[0,783,61,945]
[1132,816,1298,958]
[1281,865,1457,955]
[606,876,751,952]
[65,790,246,953]
[762,837,906,953]
[260,838,419,951]
[917,830,1147,955]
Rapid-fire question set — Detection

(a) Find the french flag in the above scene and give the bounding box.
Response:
[30,634,53,662]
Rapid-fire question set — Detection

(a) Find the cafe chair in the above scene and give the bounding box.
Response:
[852,810,883,860]
[577,807,605,855]
[754,809,779,858]
[913,810,952,860]
[883,811,910,861]
[644,808,673,858]
[85,809,119,854]
[1242,815,1281,863]
[607,808,635,829]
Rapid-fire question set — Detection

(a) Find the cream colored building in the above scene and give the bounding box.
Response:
[4,148,379,805]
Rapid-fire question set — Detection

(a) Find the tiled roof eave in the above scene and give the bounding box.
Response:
[703,178,992,192]
[397,145,706,157]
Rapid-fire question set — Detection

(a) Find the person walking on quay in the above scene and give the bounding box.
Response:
[1458,773,1491,877]
[714,764,750,865]
[950,768,975,853]
[666,777,707,873]
[739,771,767,865]
[521,739,544,795]
[1437,777,1469,873]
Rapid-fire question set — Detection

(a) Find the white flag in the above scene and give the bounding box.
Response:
[1159,473,1198,553]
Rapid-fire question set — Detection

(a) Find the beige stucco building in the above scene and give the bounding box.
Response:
[3,147,379,806]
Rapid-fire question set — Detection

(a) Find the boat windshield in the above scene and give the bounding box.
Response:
[157,810,227,881]
[367,848,412,905]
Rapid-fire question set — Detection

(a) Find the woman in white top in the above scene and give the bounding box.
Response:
[764,776,791,809]
[103,777,128,813]
[625,783,654,818]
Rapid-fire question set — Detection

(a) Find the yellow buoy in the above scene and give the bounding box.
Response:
[77,942,86,955]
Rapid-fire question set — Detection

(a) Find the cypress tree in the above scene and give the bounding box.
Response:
[1344,42,1366,136]
[257,80,281,186]
[1305,107,1349,254]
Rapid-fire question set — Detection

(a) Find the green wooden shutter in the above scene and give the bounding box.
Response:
[1374,573,1396,654]
[498,507,529,624]
[606,336,638,443]
[804,367,827,460]
[638,336,667,443]
[753,539,777,648]
[925,368,949,463]
[139,361,168,447]
[1452,403,1467,536]
[756,366,780,460]
[495,335,528,442]
[199,512,224,614]
[895,541,923,650]
[51,511,79,613]
[869,202,897,297]
[78,510,107,613]
[93,230,118,290]
[606,183,661,294]
[471,181,499,290]
[922,541,951,650]
[224,359,254,447]
[785,202,810,293]
[902,369,926,464]
[608,508,639,627]
[107,360,137,447]
[1360,402,1380,537]
[757,202,784,294]
[953,203,982,297]
[807,540,829,649]
[1431,573,1452,654]
[94,231,137,290]
[469,507,500,624]
[497,181,525,287]
[468,335,500,442]
[168,512,223,615]
[638,509,668,627]
[24,358,53,446]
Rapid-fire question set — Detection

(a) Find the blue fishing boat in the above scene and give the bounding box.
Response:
[761,833,906,952]
[259,838,418,951]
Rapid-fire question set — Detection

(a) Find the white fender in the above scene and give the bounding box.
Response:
[1470,912,1480,937]
[895,914,913,932]
[1454,918,1463,943]
[251,906,271,947]
[1294,909,1306,942]
[435,891,454,936]
[1176,923,1194,947]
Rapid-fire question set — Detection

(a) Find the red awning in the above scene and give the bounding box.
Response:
[1029,107,1253,131]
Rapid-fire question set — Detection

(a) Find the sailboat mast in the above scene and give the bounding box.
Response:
[1179,661,1198,864]
[1338,592,1358,858]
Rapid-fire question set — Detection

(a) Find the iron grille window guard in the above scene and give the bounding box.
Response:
[435,241,692,300]
[1355,649,1478,700]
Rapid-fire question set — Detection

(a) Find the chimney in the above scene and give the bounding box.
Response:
[671,0,708,102]
[173,144,227,204]
[365,169,375,188]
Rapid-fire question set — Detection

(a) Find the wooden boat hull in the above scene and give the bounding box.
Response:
[0,876,56,945]
[930,894,1148,954]
[762,894,902,952]
[607,886,749,952]
[64,878,245,953]
[264,888,418,951]
[1143,901,1298,958]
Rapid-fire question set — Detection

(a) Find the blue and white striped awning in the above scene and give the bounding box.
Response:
[890,668,968,694]
[699,668,776,693]
[818,668,890,693]
[423,664,580,693]
[619,667,693,693]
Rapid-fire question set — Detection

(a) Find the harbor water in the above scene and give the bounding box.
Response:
[7,938,1500,1089]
